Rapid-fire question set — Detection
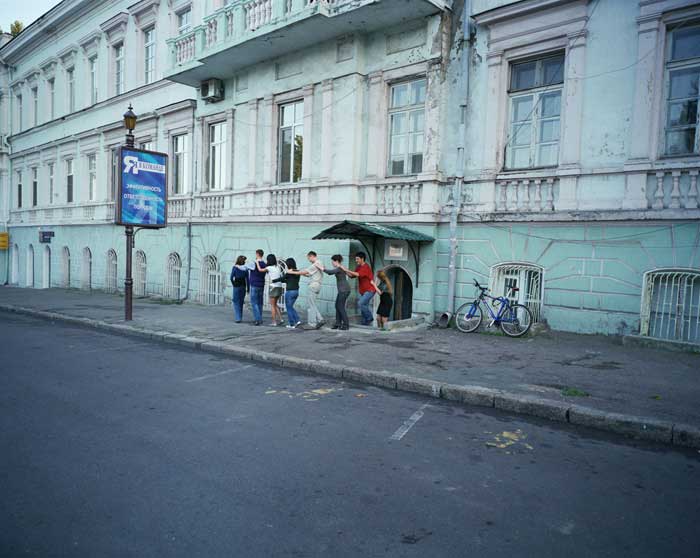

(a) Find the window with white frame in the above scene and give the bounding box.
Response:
[278,100,304,183]
[207,121,227,190]
[114,44,125,95]
[16,94,22,132]
[173,133,189,195]
[177,8,192,34]
[66,68,75,113]
[32,167,38,207]
[48,162,54,204]
[388,78,426,176]
[505,53,564,169]
[165,252,182,299]
[66,159,74,203]
[144,27,156,84]
[31,87,38,127]
[16,171,22,208]
[48,79,55,120]
[139,141,153,151]
[89,57,98,104]
[88,154,97,201]
[664,23,700,156]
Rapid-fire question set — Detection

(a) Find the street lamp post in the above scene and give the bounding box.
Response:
[123,105,137,321]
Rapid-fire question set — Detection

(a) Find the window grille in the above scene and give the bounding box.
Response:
[165,253,182,300]
[490,263,543,323]
[200,255,221,305]
[61,246,71,288]
[640,269,700,345]
[106,249,118,293]
[134,250,147,297]
[82,247,92,290]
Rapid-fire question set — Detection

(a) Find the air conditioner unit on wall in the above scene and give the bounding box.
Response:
[201,78,224,103]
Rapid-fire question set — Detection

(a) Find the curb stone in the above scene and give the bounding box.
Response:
[2,303,699,450]
[568,405,674,444]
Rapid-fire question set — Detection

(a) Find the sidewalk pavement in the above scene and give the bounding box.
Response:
[2,286,699,449]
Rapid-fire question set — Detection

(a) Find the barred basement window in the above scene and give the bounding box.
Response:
[165,252,182,300]
[134,250,147,297]
[82,247,92,290]
[640,269,700,345]
[200,255,221,305]
[106,249,118,293]
[61,246,71,288]
[489,263,543,323]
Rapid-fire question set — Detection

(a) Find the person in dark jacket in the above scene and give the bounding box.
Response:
[281,257,301,329]
[324,254,351,330]
[230,255,249,323]
[246,249,266,325]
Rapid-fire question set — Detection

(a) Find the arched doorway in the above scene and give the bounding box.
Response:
[106,249,118,293]
[42,246,51,288]
[61,247,70,288]
[82,248,92,290]
[381,266,413,321]
[134,250,147,297]
[10,244,19,284]
[26,245,34,287]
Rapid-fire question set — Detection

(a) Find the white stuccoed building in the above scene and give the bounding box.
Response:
[0,0,699,346]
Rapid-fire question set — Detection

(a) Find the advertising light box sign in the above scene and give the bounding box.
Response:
[116,147,168,228]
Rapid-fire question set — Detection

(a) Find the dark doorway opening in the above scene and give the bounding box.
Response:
[384,266,413,321]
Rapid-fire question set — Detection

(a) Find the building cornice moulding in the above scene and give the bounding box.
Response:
[57,45,78,67]
[100,12,130,43]
[154,98,197,117]
[40,57,58,79]
[79,30,103,56]
[473,0,585,25]
[128,0,161,29]
[22,69,41,86]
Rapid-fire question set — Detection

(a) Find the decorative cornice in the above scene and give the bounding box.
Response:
[128,0,160,28]
[100,12,129,42]
[154,98,197,116]
[40,57,58,78]
[79,30,102,54]
[56,44,78,67]
[22,69,41,86]
[474,0,586,25]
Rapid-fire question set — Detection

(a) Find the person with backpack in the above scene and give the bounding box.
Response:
[229,255,249,323]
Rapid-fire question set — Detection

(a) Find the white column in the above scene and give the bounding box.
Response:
[262,95,274,186]
[628,14,662,162]
[319,78,333,181]
[482,51,504,174]
[365,70,385,178]
[247,99,258,188]
[301,84,314,182]
[559,30,587,169]
[225,108,235,191]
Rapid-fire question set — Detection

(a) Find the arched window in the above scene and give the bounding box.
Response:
[134,250,147,297]
[81,247,92,290]
[10,244,19,284]
[200,255,221,305]
[42,245,51,289]
[640,269,700,345]
[106,249,118,293]
[26,244,34,288]
[489,263,543,323]
[61,246,71,288]
[165,252,182,300]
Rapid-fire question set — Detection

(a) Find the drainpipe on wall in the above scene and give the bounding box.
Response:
[179,107,197,303]
[438,0,471,327]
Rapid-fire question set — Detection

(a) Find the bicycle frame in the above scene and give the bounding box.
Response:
[467,291,517,324]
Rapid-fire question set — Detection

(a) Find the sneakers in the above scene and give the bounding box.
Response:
[316,320,326,330]
[285,324,296,329]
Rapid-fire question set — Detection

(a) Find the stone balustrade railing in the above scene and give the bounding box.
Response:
[376,183,423,215]
[269,187,302,215]
[648,168,699,210]
[9,202,114,225]
[494,178,557,212]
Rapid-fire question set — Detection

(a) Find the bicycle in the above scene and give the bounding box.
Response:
[454,280,533,337]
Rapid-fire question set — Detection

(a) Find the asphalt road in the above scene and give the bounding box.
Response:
[1,313,698,558]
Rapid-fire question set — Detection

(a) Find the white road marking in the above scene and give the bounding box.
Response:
[186,364,253,383]
[389,403,430,441]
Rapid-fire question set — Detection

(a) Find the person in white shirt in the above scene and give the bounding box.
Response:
[286,251,325,329]
[256,253,285,326]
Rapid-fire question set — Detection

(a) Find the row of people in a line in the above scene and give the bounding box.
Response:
[229,250,394,330]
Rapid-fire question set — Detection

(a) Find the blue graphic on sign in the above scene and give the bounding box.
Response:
[117,147,167,227]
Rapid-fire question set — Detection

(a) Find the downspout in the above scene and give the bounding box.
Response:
[438,0,471,327]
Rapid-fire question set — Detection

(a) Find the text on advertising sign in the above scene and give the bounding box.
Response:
[116,147,168,228]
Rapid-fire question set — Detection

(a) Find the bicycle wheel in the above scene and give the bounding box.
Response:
[500,303,533,337]
[455,302,483,333]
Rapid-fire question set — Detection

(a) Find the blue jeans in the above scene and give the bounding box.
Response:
[250,286,264,323]
[358,291,375,324]
[285,289,300,325]
[232,286,246,322]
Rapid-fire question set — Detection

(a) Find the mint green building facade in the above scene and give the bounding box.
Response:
[1,0,699,343]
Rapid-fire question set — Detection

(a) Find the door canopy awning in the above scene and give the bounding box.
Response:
[312,221,434,243]
[312,221,434,285]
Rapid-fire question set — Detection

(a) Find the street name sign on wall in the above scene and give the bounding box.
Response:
[115,147,168,228]
[39,231,54,243]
